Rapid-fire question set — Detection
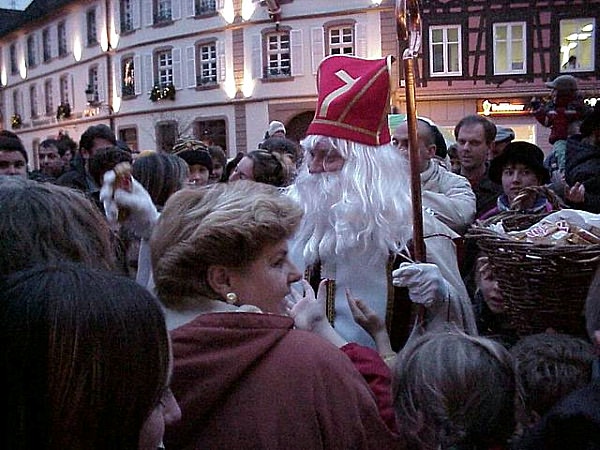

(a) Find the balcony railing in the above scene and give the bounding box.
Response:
[263,66,291,79]
[154,10,172,24]
[195,0,216,15]
[196,75,217,86]
[122,84,136,97]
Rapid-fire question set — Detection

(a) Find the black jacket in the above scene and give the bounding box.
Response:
[565,135,600,213]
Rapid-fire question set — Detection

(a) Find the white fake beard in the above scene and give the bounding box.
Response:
[292,169,399,266]
[298,171,343,264]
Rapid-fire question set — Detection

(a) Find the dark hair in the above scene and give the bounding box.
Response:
[88,146,133,187]
[0,130,20,139]
[511,333,594,419]
[0,135,28,163]
[246,149,292,187]
[259,137,301,164]
[0,177,117,276]
[56,132,78,158]
[224,152,244,180]
[580,103,600,138]
[132,152,188,207]
[208,145,227,168]
[39,138,59,150]
[79,124,117,152]
[0,263,170,450]
[454,115,497,144]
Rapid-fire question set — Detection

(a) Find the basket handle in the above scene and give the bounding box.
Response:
[510,186,564,211]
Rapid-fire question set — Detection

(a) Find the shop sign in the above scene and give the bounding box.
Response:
[477,98,529,116]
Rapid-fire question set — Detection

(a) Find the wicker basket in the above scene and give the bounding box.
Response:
[468,190,600,336]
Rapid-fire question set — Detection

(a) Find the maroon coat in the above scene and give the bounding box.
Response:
[165,312,402,450]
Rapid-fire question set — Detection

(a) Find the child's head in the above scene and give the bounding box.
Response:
[511,333,594,425]
[475,255,504,314]
[392,330,518,450]
[488,141,550,203]
[545,74,578,104]
[172,138,213,188]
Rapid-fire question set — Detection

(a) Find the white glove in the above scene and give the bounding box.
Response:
[100,170,159,239]
[392,262,449,308]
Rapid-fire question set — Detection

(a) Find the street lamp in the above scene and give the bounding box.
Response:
[84,85,115,131]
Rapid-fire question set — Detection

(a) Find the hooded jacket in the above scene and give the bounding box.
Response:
[164,312,402,450]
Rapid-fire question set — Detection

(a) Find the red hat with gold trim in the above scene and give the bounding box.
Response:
[306,55,393,146]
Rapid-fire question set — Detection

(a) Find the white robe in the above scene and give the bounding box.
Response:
[290,212,477,348]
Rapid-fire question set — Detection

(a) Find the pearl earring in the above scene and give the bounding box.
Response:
[226,292,238,304]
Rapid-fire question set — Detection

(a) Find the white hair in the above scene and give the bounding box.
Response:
[287,135,414,265]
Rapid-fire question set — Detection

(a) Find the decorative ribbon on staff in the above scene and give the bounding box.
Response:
[396,0,426,325]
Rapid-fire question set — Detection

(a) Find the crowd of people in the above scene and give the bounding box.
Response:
[1,54,600,449]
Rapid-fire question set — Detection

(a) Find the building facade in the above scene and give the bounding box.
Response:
[393,0,599,149]
[0,0,598,169]
[0,0,388,165]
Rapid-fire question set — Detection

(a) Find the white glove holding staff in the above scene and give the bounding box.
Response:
[100,170,159,239]
[392,262,449,307]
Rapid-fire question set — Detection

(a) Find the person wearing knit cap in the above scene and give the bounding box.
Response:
[286,55,476,351]
[531,75,591,175]
[265,120,286,139]
[172,138,213,188]
[0,132,28,178]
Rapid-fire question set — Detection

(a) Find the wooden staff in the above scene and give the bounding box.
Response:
[396,0,425,261]
[396,0,425,262]
[396,0,426,327]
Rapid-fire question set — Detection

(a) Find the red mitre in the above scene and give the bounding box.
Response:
[306,55,393,146]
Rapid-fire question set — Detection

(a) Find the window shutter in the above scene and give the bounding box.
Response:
[311,27,324,74]
[114,0,121,33]
[68,73,74,108]
[142,0,153,27]
[142,53,153,94]
[19,90,25,116]
[251,34,262,79]
[36,33,42,65]
[186,45,196,88]
[290,29,303,76]
[98,67,106,103]
[355,23,367,58]
[172,47,182,89]
[48,28,56,59]
[134,54,142,94]
[64,20,71,53]
[36,84,43,115]
[132,0,141,29]
[184,0,195,17]
[172,0,182,20]
[93,10,99,44]
[218,40,226,82]
[116,57,123,96]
